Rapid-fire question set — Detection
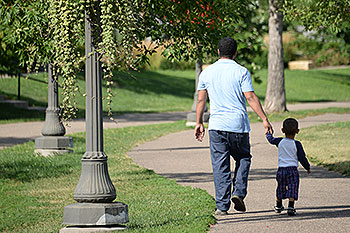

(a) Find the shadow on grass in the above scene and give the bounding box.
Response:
[285,99,334,103]
[0,137,35,147]
[112,70,194,99]
[317,70,350,86]
[319,161,350,177]
[0,136,85,182]
[0,90,47,107]
[0,103,45,121]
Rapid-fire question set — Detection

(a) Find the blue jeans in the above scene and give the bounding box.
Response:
[209,130,252,211]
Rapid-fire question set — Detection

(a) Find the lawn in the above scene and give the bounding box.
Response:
[298,121,350,176]
[0,103,45,124]
[0,121,216,233]
[0,68,349,122]
[253,68,350,102]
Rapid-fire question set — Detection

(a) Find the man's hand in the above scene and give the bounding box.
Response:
[195,123,205,142]
[307,169,311,174]
[263,119,274,134]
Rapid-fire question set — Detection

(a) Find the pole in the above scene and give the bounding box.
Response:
[62,7,128,230]
[73,10,116,203]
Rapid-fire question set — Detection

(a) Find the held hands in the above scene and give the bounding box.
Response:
[263,119,274,135]
[307,169,311,174]
[195,123,205,142]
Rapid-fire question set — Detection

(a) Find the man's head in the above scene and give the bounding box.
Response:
[218,37,237,59]
[282,118,299,135]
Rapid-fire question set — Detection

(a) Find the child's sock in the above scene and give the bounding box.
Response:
[276,200,282,208]
[288,200,295,208]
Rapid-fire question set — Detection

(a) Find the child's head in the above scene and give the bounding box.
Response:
[282,118,299,136]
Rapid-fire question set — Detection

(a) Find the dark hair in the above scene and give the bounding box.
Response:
[282,118,299,135]
[218,37,237,59]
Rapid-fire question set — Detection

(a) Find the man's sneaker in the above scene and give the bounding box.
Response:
[287,207,296,216]
[215,209,228,216]
[274,206,284,213]
[231,195,246,212]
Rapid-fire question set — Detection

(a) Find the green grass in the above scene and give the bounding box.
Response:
[0,121,216,233]
[0,103,45,123]
[253,68,350,102]
[0,68,349,123]
[248,107,350,124]
[298,121,350,176]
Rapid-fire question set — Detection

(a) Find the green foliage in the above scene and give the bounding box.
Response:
[283,22,350,67]
[159,59,195,70]
[229,1,268,83]
[0,31,25,75]
[146,0,244,62]
[0,0,251,121]
[284,0,350,32]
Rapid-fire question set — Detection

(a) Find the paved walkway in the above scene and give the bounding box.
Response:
[0,112,188,149]
[128,113,350,233]
[1,101,349,149]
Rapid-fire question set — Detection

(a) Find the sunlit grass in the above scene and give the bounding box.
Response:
[298,121,350,176]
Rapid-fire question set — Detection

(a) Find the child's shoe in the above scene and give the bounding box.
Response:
[287,207,296,216]
[274,206,284,213]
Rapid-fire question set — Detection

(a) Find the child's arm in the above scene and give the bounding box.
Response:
[295,141,311,173]
[265,132,283,146]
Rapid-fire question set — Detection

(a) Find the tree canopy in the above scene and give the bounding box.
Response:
[1,0,252,119]
[284,0,350,32]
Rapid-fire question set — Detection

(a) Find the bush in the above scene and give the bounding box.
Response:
[159,59,195,70]
[283,25,350,67]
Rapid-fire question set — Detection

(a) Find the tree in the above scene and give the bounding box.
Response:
[264,0,286,113]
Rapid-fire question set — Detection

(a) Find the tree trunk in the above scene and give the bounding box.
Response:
[264,0,287,113]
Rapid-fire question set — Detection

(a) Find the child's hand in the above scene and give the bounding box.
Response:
[307,169,311,174]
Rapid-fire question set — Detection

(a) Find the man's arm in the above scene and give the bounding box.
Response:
[195,90,208,142]
[244,91,273,134]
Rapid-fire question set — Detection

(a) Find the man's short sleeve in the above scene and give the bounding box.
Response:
[241,70,254,92]
[197,72,207,90]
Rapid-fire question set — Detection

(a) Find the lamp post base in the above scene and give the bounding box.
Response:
[34,136,73,156]
[62,202,129,227]
[60,225,127,233]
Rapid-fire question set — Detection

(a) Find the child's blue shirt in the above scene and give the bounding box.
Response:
[266,133,310,170]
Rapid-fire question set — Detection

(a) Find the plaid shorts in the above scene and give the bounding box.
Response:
[276,166,300,200]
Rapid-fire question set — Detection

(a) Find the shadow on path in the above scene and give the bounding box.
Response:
[131,146,209,152]
[218,205,350,224]
[249,166,347,181]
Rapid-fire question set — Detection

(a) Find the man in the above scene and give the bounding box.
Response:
[195,37,273,215]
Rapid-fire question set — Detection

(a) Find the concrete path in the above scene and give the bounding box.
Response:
[1,101,349,149]
[0,112,188,149]
[128,113,350,233]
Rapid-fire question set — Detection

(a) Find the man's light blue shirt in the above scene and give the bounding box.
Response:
[197,59,254,133]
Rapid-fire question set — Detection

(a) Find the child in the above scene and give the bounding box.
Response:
[266,118,311,216]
